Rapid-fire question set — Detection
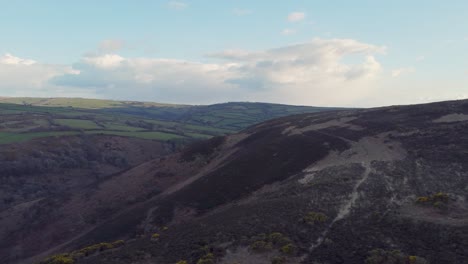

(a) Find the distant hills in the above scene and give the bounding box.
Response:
[0,97,342,145]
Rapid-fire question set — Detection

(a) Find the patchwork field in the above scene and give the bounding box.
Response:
[0,97,341,145]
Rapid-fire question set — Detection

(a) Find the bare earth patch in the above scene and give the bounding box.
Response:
[433,113,468,123]
[283,116,363,136]
[299,132,407,184]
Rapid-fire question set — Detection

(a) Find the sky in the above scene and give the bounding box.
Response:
[0,0,467,107]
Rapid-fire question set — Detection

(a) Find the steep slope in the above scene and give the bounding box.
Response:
[0,99,338,264]
[11,100,468,263]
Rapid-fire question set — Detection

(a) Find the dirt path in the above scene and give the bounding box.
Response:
[308,162,372,252]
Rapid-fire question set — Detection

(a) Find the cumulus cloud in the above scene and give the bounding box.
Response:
[1,53,36,65]
[167,1,188,10]
[0,53,94,98]
[232,8,252,16]
[47,38,385,105]
[83,54,125,69]
[287,12,306,22]
[391,67,415,77]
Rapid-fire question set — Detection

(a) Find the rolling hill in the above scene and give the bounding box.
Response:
[2,99,468,264]
[0,97,340,264]
[0,97,340,144]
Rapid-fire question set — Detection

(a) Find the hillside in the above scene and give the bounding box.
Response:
[0,97,340,264]
[0,97,338,144]
[4,99,467,264]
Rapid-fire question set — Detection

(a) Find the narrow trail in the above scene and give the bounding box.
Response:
[308,161,372,252]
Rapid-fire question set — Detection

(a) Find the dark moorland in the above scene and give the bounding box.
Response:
[1,98,468,264]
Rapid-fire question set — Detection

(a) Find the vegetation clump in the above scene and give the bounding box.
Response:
[176,261,188,264]
[416,192,449,208]
[151,233,161,241]
[196,252,215,264]
[250,240,273,252]
[268,232,292,246]
[302,211,328,225]
[40,253,74,264]
[271,256,287,264]
[249,232,297,260]
[280,243,296,255]
[40,240,125,263]
[365,249,428,264]
[77,242,114,256]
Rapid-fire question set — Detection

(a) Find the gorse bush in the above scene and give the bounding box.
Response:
[151,233,161,241]
[197,252,215,264]
[302,211,328,225]
[271,256,287,264]
[365,249,428,264]
[40,240,125,263]
[280,243,296,255]
[416,192,449,208]
[269,232,292,247]
[250,240,273,252]
[40,254,74,264]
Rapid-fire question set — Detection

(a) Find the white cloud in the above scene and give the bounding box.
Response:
[281,29,297,35]
[391,67,415,77]
[47,38,385,105]
[232,8,252,16]
[287,12,306,22]
[0,53,95,98]
[0,53,36,65]
[4,44,468,107]
[83,54,125,69]
[167,1,188,10]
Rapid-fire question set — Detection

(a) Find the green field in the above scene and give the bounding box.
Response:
[86,130,186,140]
[0,97,342,144]
[0,131,81,144]
[54,119,102,129]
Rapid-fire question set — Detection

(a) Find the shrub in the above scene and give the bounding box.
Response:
[112,240,125,247]
[365,249,428,264]
[416,196,429,203]
[176,261,188,264]
[433,192,449,201]
[303,212,328,225]
[280,243,296,255]
[250,240,273,252]
[77,242,114,256]
[271,256,287,264]
[416,192,449,208]
[41,254,74,264]
[151,233,160,241]
[197,259,215,264]
[197,252,215,264]
[269,232,291,246]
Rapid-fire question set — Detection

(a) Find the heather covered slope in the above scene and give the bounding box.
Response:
[7,99,468,264]
[0,98,338,264]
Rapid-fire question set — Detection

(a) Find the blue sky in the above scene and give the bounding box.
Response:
[0,0,467,106]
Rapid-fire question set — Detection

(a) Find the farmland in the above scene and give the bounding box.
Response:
[0,97,340,144]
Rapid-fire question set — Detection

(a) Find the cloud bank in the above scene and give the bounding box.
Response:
[4,38,447,106]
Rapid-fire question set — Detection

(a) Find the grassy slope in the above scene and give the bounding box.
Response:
[0,98,342,144]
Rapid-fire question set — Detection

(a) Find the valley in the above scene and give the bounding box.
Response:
[1,98,467,264]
